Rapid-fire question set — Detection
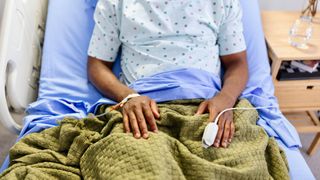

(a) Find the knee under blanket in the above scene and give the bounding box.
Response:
[0,99,289,180]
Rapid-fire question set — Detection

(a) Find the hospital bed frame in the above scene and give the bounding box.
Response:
[0,0,48,134]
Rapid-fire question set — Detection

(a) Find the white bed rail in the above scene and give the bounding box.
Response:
[0,0,48,134]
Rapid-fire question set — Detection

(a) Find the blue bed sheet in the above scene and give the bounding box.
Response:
[277,139,315,180]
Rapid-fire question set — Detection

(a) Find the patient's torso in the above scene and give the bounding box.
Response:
[88,0,246,84]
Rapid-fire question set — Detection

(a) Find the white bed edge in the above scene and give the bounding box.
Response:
[0,0,48,134]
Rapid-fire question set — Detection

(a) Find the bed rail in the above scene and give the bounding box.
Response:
[0,0,48,134]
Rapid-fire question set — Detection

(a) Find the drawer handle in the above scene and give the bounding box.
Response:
[306,86,314,90]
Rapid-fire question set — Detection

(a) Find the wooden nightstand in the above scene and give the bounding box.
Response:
[262,11,320,155]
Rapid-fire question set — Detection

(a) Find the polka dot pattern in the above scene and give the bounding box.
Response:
[88,0,121,62]
[88,0,246,84]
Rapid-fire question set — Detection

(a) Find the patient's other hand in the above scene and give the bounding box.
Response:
[195,93,235,148]
[122,96,160,139]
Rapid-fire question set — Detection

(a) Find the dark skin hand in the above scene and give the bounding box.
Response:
[87,57,160,139]
[196,51,248,148]
[122,96,160,138]
[88,50,248,147]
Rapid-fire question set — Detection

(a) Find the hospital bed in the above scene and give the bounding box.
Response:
[0,0,316,179]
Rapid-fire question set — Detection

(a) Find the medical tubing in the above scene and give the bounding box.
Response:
[213,105,278,124]
[94,106,118,118]
[94,93,141,118]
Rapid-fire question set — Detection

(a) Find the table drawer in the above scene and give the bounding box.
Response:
[275,85,320,109]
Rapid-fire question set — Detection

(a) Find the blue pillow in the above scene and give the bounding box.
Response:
[240,0,274,95]
[38,0,101,105]
[39,0,273,105]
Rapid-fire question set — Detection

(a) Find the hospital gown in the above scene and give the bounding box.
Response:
[88,0,246,84]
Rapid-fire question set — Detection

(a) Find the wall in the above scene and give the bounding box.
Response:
[0,0,4,14]
[259,0,320,11]
[0,0,319,20]
[0,0,5,26]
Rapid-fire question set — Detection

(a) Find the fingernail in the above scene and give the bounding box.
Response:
[228,139,232,143]
[222,142,227,148]
[135,133,140,138]
[143,133,148,139]
[153,129,158,133]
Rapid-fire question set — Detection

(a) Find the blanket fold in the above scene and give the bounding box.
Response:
[0,99,289,180]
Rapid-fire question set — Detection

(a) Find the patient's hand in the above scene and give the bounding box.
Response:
[122,96,160,139]
[196,93,235,148]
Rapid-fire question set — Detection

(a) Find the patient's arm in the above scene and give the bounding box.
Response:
[88,57,135,102]
[220,51,248,104]
[196,51,248,148]
[88,56,160,139]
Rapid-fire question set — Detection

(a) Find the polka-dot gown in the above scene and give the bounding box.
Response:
[88,0,246,85]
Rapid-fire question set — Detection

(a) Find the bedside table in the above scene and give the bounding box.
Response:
[262,11,320,155]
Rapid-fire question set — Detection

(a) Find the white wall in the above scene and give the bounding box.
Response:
[0,0,4,13]
[0,0,318,16]
[0,0,5,26]
[259,0,320,11]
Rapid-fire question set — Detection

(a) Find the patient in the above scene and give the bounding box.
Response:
[88,0,247,148]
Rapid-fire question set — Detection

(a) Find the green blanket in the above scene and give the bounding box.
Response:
[0,99,289,180]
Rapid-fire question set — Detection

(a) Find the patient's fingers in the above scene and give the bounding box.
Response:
[150,100,160,119]
[128,111,141,139]
[214,114,226,148]
[229,121,235,143]
[221,113,232,148]
[134,108,149,139]
[195,101,208,115]
[230,112,235,141]
[208,106,218,123]
[142,104,158,133]
[123,113,130,133]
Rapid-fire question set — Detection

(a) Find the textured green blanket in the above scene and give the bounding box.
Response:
[0,99,289,180]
